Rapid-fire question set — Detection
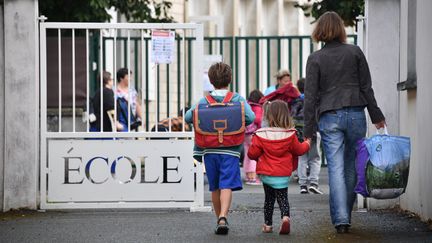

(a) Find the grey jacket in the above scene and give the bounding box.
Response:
[304,41,385,138]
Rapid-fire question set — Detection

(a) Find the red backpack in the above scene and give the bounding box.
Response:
[193,92,245,148]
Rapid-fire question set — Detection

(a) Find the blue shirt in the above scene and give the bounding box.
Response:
[264,85,277,95]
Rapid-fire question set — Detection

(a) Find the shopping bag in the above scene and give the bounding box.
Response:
[355,126,411,199]
[354,138,370,197]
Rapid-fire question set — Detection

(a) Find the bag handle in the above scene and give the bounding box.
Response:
[376,125,389,135]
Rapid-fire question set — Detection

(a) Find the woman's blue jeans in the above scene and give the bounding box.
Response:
[318,106,366,227]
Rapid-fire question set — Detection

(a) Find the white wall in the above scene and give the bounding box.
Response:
[399,0,432,221]
[2,0,38,210]
[365,0,401,209]
[366,0,432,221]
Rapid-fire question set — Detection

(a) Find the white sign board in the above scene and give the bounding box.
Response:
[151,30,175,64]
[47,140,194,202]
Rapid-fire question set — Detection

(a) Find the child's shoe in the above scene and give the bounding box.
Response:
[279,216,290,234]
[300,185,309,194]
[308,183,323,194]
[215,217,229,235]
[262,224,273,233]
[248,178,262,185]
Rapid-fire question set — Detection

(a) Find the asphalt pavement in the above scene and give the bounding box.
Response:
[0,169,431,243]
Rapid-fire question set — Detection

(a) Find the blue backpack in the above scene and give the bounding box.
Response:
[193,92,245,148]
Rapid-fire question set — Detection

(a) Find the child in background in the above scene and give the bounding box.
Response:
[185,62,255,235]
[248,100,311,234]
[244,90,264,185]
[295,78,323,194]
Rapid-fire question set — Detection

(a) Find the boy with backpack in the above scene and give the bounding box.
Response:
[185,62,255,235]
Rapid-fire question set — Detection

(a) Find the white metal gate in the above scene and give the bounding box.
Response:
[39,22,207,211]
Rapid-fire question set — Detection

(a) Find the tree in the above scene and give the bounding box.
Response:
[39,0,174,23]
[295,0,364,27]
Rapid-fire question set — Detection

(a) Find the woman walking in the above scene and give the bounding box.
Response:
[303,11,386,234]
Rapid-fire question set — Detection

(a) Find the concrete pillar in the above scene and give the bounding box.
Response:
[256,0,262,35]
[0,3,5,211]
[2,0,38,211]
[365,0,400,209]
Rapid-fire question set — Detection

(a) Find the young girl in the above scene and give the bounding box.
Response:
[244,89,264,185]
[247,100,311,234]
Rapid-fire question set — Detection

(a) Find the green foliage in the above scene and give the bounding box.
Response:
[39,0,174,23]
[295,0,364,27]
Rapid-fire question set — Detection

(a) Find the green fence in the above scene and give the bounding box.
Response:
[94,35,357,129]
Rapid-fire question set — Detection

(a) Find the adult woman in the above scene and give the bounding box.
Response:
[263,70,292,95]
[303,12,386,234]
[116,68,142,131]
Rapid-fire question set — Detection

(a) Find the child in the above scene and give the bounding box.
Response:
[244,89,264,185]
[247,100,310,234]
[185,62,255,235]
[294,78,323,194]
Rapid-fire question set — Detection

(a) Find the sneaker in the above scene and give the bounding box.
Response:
[262,224,273,233]
[308,184,323,194]
[300,185,309,194]
[250,179,262,186]
[245,179,256,185]
[279,217,290,234]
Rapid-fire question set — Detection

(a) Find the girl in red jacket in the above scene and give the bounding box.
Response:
[247,100,311,234]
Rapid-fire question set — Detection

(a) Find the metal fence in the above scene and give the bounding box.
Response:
[98,34,357,104]
[40,22,207,210]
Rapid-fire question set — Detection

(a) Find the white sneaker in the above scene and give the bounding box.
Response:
[300,185,309,194]
[308,184,323,194]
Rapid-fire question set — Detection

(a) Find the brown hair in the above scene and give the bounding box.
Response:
[247,89,264,103]
[264,100,294,129]
[312,11,347,43]
[208,62,232,89]
[97,71,112,86]
[274,69,290,80]
[297,78,305,94]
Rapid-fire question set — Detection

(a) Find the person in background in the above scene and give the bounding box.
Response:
[244,89,264,185]
[116,68,142,131]
[151,107,191,132]
[259,70,300,128]
[263,70,292,95]
[294,78,323,195]
[304,12,386,234]
[90,71,121,132]
[248,100,311,234]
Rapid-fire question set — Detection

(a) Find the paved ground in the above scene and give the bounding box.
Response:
[0,170,431,243]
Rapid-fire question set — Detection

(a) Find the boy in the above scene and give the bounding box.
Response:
[294,78,323,195]
[185,62,255,235]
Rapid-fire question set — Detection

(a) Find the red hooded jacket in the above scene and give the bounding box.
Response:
[259,82,300,108]
[247,127,310,176]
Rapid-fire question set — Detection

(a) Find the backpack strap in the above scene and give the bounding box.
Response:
[222,91,234,103]
[205,94,217,104]
[205,91,234,104]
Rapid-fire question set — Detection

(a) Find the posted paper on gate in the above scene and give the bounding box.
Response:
[151,30,175,64]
